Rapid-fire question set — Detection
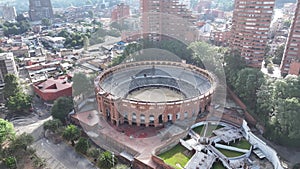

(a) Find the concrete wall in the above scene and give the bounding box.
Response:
[242,120,284,169]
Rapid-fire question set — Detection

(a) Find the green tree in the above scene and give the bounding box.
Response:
[87,148,101,159]
[257,76,300,147]
[4,156,17,169]
[10,133,34,151]
[16,14,27,22]
[62,124,81,146]
[58,29,70,38]
[6,92,32,113]
[123,43,142,57]
[0,119,15,144]
[43,119,62,133]
[256,80,275,122]
[3,74,21,100]
[72,73,93,97]
[97,151,117,169]
[188,41,223,77]
[2,19,31,36]
[41,18,51,27]
[111,43,143,66]
[75,137,90,154]
[223,49,245,86]
[51,97,73,123]
[19,20,31,33]
[272,45,285,65]
[283,20,292,28]
[275,98,300,139]
[234,68,265,109]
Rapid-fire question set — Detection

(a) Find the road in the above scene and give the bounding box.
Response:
[33,138,97,169]
[88,36,121,50]
[10,112,98,169]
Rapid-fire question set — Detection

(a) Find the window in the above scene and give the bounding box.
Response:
[140,114,145,123]
[35,1,41,6]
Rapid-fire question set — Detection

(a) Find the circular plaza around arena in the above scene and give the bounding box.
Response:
[95,61,217,127]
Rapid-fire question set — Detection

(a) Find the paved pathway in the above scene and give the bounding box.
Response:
[33,138,97,169]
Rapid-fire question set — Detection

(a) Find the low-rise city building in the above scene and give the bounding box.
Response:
[33,75,72,101]
[0,52,18,89]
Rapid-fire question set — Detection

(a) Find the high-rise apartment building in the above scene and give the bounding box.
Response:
[280,0,300,76]
[111,3,130,22]
[29,0,54,21]
[229,0,275,68]
[0,5,17,21]
[0,53,18,89]
[140,0,198,42]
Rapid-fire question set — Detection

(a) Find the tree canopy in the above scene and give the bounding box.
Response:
[272,45,285,65]
[3,74,20,100]
[97,151,117,169]
[51,97,73,123]
[188,41,224,78]
[2,20,31,37]
[257,76,300,147]
[41,18,51,27]
[234,68,265,109]
[10,133,34,151]
[43,119,62,133]
[6,92,32,113]
[0,119,15,144]
[72,73,93,97]
[62,124,81,146]
[224,49,246,85]
[75,137,90,154]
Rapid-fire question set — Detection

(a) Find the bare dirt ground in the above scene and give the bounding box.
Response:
[126,87,185,102]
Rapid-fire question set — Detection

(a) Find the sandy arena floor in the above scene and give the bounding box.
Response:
[126,87,185,102]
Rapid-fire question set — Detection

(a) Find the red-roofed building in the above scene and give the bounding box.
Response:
[1,45,29,57]
[33,75,72,101]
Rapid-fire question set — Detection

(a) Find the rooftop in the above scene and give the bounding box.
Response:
[34,76,72,93]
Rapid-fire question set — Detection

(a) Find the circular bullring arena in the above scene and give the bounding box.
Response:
[95,61,217,127]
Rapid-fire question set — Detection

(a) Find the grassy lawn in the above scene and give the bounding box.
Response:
[205,124,223,137]
[229,139,252,150]
[192,124,223,137]
[192,125,205,136]
[212,161,226,169]
[158,144,192,169]
[216,148,245,158]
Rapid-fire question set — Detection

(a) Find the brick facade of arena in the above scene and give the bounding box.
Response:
[95,61,216,127]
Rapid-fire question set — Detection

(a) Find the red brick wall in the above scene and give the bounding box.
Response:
[33,86,72,101]
[227,87,257,126]
[151,156,174,169]
[133,158,155,169]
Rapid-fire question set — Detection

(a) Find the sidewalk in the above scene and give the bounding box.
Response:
[33,138,97,169]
